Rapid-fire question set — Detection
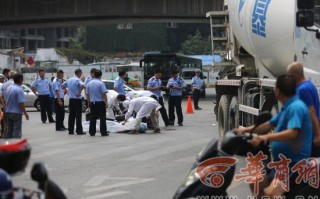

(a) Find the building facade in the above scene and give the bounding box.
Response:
[0,27,75,51]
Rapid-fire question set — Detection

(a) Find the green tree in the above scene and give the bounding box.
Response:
[180,30,211,55]
[55,48,97,64]
[69,26,87,49]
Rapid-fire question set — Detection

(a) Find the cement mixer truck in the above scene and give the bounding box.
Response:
[207,0,320,140]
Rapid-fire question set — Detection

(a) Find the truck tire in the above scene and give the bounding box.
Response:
[218,95,231,142]
[229,96,239,130]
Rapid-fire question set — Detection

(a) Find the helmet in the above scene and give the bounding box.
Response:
[0,139,31,175]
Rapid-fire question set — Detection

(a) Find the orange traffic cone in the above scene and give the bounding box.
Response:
[186,95,194,114]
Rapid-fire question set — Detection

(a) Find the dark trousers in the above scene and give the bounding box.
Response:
[168,96,183,124]
[39,95,54,122]
[312,145,320,157]
[193,89,200,108]
[50,97,55,113]
[55,98,65,130]
[68,99,83,134]
[158,97,169,126]
[89,102,107,135]
[1,108,7,137]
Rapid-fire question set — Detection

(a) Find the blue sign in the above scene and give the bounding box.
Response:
[252,0,271,37]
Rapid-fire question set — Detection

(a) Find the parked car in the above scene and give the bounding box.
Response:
[102,80,153,99]
[22,83,87,112]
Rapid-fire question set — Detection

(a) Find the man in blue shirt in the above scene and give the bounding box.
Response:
[5,73,29,138]
[166,70,186,126]
[114,71,127,95]
[85,68,96,87]
[287,62,320,157]
[147,70,170,127]
[52,70,67,131]
[62,69,85,135]
[191,69,202,110]
[85,68,97,108]
[87,69,110,136]
[31,69,55,123]
[236,75,313,198]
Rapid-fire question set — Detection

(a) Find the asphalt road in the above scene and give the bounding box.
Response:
[12,88,252,199]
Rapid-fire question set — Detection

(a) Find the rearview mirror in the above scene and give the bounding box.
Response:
[31,162,48,183]
[296,11,315,27]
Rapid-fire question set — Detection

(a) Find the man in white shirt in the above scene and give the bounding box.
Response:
[120,96,161,134]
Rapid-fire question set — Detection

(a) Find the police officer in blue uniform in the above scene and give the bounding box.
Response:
[147,70,170,126]
[166,70,186,126]
[191,69,202,110]
[85,68,96,108]
[52,70,67,131]
[31,69,55,123]
[5,73,29,138]
[87,69,110,136]
[62,69,85,135]
[85,68,96,86]
[114,71,127,95]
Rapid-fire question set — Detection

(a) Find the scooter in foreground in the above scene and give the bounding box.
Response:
[173,112,320,198]
[0,139,67,199]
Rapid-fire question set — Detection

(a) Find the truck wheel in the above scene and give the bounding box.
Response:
[229,96,239,130]
[218,95,231,142]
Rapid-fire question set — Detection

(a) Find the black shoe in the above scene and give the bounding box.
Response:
[154,128,161,133]
[77,132,86,135]
[195,107,202,110]
[49,120,55,123]
[42,121,46,124]
[101,131,110,136]
[56,129,65,131]
[62,127,68,130]
[69,132,74,135]
[89,134,95,136]
[167,122,174,126]
[178,123,183,126]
